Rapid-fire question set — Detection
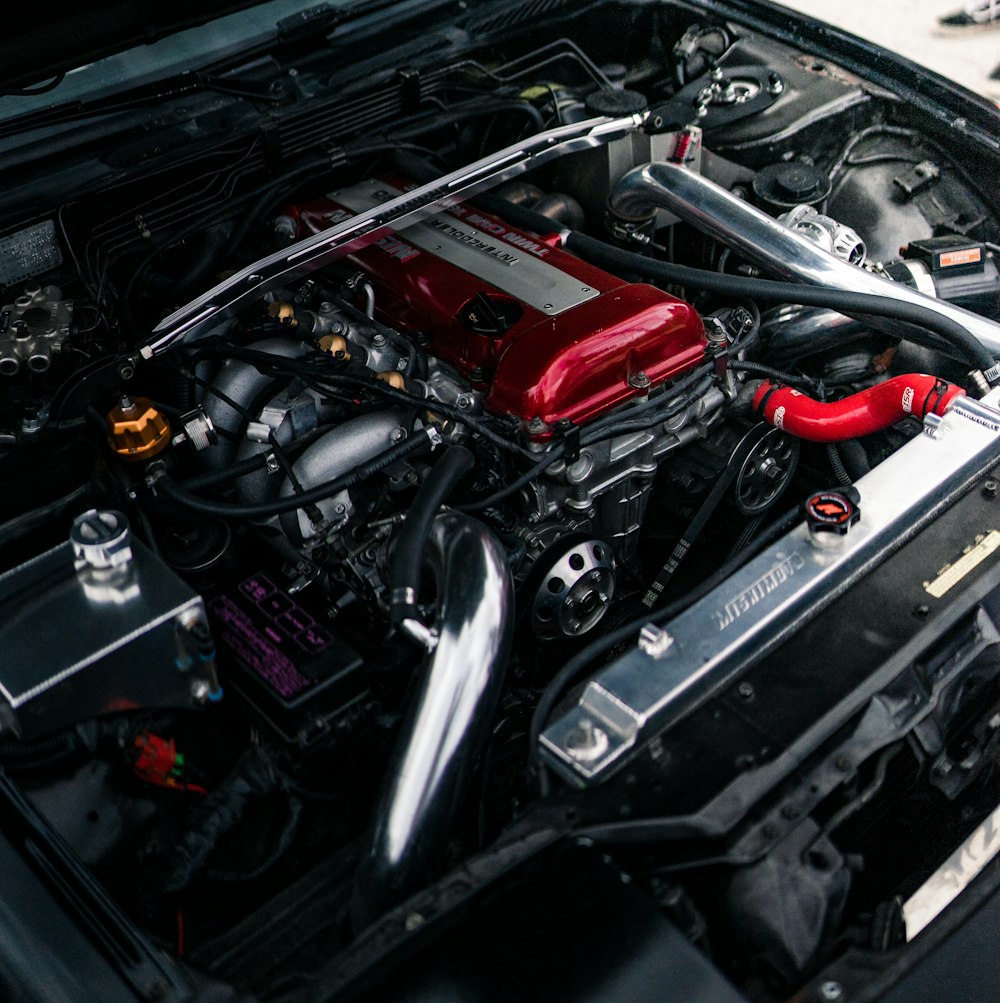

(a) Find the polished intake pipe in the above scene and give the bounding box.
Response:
[609,162,1000,363]
[352,512,513,928]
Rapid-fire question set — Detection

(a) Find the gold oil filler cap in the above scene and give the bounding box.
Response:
[107,395,172,461]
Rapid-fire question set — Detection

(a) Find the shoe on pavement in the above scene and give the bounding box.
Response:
[937,0,1000,31]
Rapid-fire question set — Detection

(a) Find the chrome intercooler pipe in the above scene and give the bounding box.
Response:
[352,512,513,927]
[609,161,1000,362]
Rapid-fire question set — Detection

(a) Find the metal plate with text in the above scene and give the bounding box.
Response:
[541,393,1000,785]
[331,179,599,316]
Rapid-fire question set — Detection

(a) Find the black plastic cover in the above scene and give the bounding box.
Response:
[350,847,749,1003]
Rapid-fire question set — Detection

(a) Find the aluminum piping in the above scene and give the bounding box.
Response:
[609,161,1000,363]
[200,337,310,471]
[352,512,513,927]
[277,409,407,543]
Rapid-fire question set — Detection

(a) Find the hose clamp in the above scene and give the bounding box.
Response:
[392,587,417,608]
[400,618,439,651]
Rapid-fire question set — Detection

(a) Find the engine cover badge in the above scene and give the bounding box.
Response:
[328,179,598,315]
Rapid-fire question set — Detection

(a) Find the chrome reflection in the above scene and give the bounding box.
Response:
[352,512,513,926]
[609,161,1000,361]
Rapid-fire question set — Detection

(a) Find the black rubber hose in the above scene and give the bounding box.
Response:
[563,231,995,373]
[389,446,474,627]
[473,194,564,236]
[154,430,435,519]
[383,148,564,239]
[729,360,816,388]
[175,222,233,296]
[465,196,992,371]
[838,439,871,480]
[179,452,271,492]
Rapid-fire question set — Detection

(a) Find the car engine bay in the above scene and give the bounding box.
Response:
[2,1,1000,1000]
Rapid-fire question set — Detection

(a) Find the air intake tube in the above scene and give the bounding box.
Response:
[607,161,1000,368]
[352,512,513,928]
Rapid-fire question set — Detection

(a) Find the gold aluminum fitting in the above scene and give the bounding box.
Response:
[318,334,351,360]
[376,370,406,390]
[107,396,172,461]
[267,302,297,326]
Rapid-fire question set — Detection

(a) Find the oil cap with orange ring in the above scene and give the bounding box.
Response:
[804,487,860,546]
[107,395,172,462]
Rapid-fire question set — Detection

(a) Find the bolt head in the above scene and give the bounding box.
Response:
[759,457,781,480]
[638,623,673,658]
[819,981,844,1002]
[565,718,609,762]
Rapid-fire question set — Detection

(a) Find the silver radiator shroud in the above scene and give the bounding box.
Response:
[541,391,1000,786]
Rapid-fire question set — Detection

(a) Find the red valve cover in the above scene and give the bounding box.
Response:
[286,182,706,427]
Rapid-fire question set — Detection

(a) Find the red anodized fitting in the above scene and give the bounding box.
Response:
[752,374,966,443]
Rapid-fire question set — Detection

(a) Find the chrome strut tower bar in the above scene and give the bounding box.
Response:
[139,112,646,358]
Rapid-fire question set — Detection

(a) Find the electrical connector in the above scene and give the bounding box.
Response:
[132,731,207,794]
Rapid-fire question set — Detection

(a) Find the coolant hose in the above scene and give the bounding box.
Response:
[389,445,474,628]
[752,374,965,442]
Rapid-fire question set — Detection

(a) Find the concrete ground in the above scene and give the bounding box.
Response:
[774,0,999,100]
